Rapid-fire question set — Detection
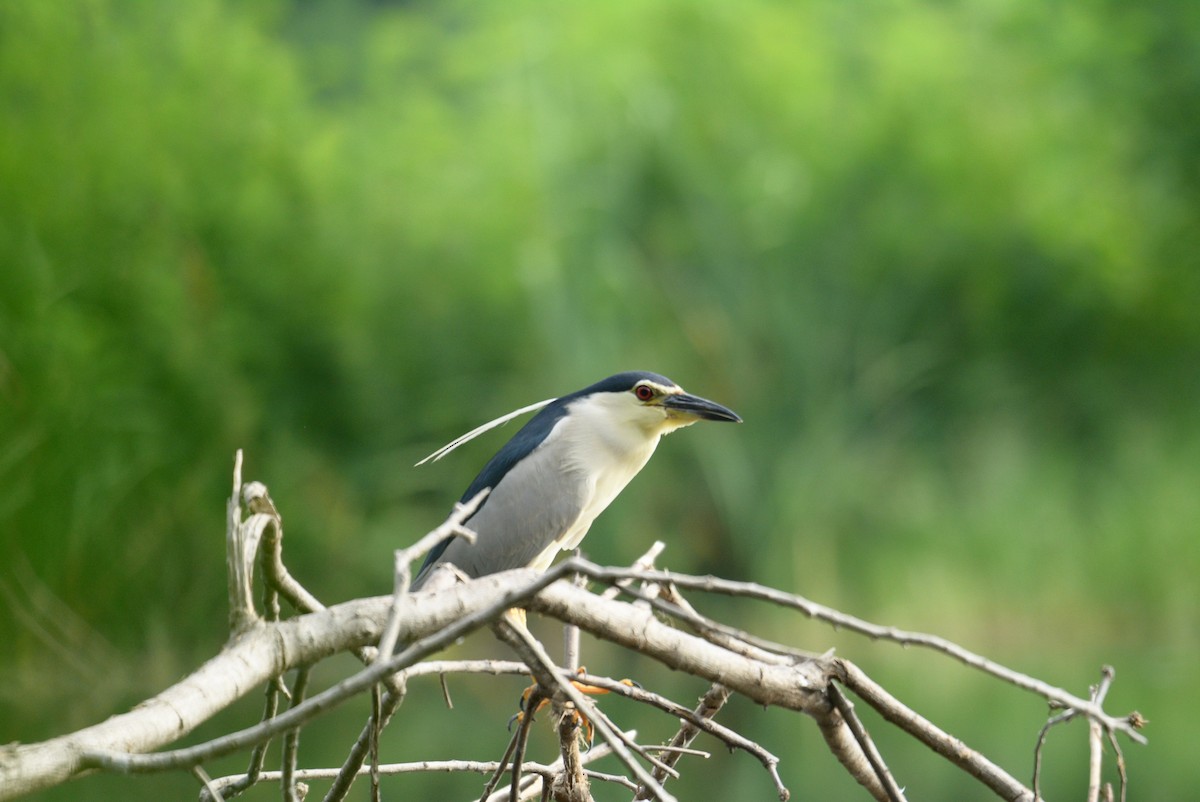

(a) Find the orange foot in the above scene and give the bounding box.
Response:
[508,668,637,748]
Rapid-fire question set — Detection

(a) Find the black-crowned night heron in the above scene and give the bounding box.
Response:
[412,371,741,589]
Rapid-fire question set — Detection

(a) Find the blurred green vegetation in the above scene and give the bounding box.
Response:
[1,0,1196,798]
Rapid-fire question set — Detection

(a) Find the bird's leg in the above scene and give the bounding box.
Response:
[495,610,633,747]
[504,606,528,631]
[510,667,637,749]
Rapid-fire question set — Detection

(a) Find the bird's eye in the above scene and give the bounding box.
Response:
[634,384,655,401]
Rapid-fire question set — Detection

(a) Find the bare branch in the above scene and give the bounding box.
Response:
[77,566,583,773]
[597,541,666,601]
[1087,666,1116,802]
[210,747,638,802]
[322,661,527,802]
[226,450,258,630]
[258,490,324,616]
[635,684,732,800]
[828,682,907,802]
[1105,727,1127,802]
[562,554,586,673]
[567,673,787,800]
[657,582,824,663]
[652,583,793,665]
[2,555,1145,802]
[201,671,283,802]
[505,682,545,802]
[837,660,1037,801]
[393,489,487,597]
[321,688,402,802]
[3,452,1149,802]
[283,667,312,802]
[578,568,1147,746]
[1033,708,1074,798]
[551,707,590,802]
[193,765,224,802]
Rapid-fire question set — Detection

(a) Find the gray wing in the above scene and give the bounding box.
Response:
[429,442,589,579]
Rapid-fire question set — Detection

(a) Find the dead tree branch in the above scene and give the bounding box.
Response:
[0,456,1146,802]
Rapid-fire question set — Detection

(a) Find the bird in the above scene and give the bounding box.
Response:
[411,371,741,590]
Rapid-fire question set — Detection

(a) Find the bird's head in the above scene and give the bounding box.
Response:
[568,371,742,439]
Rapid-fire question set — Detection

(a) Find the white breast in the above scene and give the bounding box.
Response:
[528,394,666,569]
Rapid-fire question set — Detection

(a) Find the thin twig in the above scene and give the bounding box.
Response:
[597,541,666,601]
[1087,666,1116,802]
[322,690,403,802]
[210,751,637,801]
[376,556,411,662]
[258,489,324,616]
[226,450,256,630]
[193,765,224,802]
[479,717,526,802]
[228,478,283,630]
[562,555,585,673]
[656,582,823,663]
[635,683,732,801]
[651,583,791,665]
[1088,714,1104,802]
[649,746,711,758]
[505,684,546,802]
[1033,707,1075,799]
[1105,727,1127,802]
[200,674,283,801]
[395,488,488,591]
[283,667,312,802]
[370,686,383,802]
[828,682,907,802]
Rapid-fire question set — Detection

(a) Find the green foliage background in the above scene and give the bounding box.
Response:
[1,1,1196,799]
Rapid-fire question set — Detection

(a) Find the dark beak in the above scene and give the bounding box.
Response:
[661,392,742,423]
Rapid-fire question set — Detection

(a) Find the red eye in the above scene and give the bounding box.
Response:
[635,384,655,401]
